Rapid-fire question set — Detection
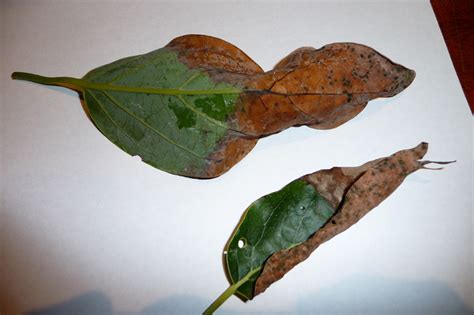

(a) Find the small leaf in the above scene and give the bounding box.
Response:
[12,35,415,178]
[205,143,453,314]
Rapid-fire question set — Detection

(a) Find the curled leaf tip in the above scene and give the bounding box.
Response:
[421,160,456,165]
[420,160,456,170]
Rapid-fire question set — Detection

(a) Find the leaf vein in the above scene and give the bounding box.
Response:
[176,95,228,129]
[88,91,137,147]
[100,90,207,159]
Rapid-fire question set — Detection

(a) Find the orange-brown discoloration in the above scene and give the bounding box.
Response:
[254,143,430,296]
[169,36,415,139]
[167,35,264,177]
[204,133,258,178]
[235,43,414,136]
[229,94,314,136]
[273,43,415,98]
[166,35,415,177]
[167,35,264,75]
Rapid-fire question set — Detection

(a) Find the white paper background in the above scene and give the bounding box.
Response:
[1,1,472,314]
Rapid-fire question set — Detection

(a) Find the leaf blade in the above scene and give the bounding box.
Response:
[82,48,244,177]
[224,179,336,300]
[253,143,433,296]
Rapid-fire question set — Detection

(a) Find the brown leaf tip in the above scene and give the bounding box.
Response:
[413,141,429,158]
[252,142,455,299]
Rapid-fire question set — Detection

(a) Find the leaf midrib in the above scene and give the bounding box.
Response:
[11,72,241,95]
[12,72,388,97]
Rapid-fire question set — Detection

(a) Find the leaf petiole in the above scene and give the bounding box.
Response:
[203,267,262,315]
[12,72,86,92]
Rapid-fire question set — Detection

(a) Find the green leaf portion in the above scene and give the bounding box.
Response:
[225,179,336,300]
[82,48,241,176]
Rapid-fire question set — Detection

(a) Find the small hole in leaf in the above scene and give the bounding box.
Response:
[296,205,306,215]
[238,239,246,248]
[223,251,228,255]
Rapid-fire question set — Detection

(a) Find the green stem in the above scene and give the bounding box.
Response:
[11,72,241,95]
[203,267,262,315]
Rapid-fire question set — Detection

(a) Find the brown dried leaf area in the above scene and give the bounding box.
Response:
[253,143,453,297]
[168,35,416,137]
[166,35,415,177]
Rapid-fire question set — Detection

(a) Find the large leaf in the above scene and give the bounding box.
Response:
[12,35,415,178]
[204,143,453,314]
